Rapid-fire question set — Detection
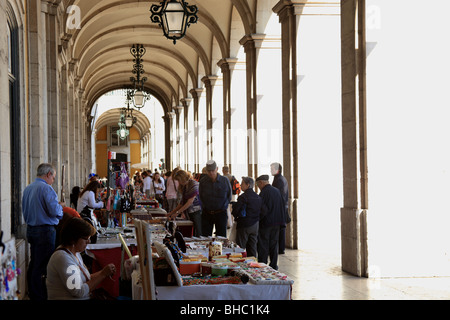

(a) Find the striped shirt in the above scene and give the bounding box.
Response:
[182,179,202,213]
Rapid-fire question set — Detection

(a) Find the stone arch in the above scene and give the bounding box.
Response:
[86,84,171,120]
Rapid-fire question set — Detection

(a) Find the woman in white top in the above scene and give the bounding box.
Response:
[142,171,152,198]
[77,181,104,213]
[46,217,115,300]
[151,172,165,206]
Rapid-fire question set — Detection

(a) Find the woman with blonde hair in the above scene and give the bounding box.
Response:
[168,170,202,237]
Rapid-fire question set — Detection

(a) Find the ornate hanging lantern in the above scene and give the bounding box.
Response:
[150,0,198,44]
[130,44,150,109]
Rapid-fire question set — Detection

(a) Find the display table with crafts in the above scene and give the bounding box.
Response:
[131,208,194,237]
[135,199,167,217]
[85,225,168,297]
[130,237,293,300]
[85,227,139,297]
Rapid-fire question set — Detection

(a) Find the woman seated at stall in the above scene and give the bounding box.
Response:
[46,217,116,300]
[168,170,202,237]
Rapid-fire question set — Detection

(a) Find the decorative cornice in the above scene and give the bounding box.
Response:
[273,0,340,16]
[201,75,219,87]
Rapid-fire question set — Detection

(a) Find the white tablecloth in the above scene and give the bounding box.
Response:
[131,271,291,300]
[86,236,137,250]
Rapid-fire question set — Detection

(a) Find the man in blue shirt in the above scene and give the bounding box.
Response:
[199,160,232,237]
[22,163,64,300]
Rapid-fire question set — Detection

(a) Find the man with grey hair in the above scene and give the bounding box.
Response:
[22,163,65,300]
[231,176,262,258]
[270,162,290,254]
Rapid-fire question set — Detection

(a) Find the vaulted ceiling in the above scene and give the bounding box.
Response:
[57,0,281,119]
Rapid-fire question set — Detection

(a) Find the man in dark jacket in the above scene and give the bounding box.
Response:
[231,177,262,258]
[199,160,232,237]
[271,162,290,254]
[256,175,285,270]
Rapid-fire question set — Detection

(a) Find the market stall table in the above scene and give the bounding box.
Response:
[130,238,293,300]
[131,209,194,237]
[131,271,292,300]
[85,229,140,297]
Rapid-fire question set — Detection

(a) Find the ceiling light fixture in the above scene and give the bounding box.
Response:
[117,119,130,140]
[130,44,150,109]
[150,0,198,44]
[123,90,137,128]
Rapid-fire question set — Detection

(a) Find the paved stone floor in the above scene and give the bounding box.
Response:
[278,249,450,300]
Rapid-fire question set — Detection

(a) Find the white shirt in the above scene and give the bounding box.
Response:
[150,178,165,195]
[77,190,104,213]
[46,249,91,300]
[143,176,152,192]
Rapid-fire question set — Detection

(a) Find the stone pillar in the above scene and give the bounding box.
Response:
[27,0,45,172]
[81,109,87,183]
[164,112,175,171]
[239,35,258,179]
[229,58,247,178]
[201,76,218,161]
[273,1,299,250]
[59,65,69,200]
[190,88,203,172]
[43,1,61,178]
[181,98,192,170]
[340,0,369,277]
[218,58,237,170]
[174,105,184,167]
[75,88,84,186]
[68,80,75,192]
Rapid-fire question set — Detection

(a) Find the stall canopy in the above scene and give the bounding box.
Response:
[131,162,149,169]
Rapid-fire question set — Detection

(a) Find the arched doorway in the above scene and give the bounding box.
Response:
[92,89,165,178]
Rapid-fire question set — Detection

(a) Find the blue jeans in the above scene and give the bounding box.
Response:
[26,225,56,300]
[187,210,202,237]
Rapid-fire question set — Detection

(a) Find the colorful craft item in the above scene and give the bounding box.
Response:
[211,264,228,276]
[179,260,201,275]
[208,239,222,261]
[182,275,242,286]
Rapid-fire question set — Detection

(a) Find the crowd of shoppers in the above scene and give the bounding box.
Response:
[22,159,291,300]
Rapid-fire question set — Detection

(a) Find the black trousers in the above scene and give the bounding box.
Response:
[201,210,227,237]
[279,225,286,254]
[257,225,280,270]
